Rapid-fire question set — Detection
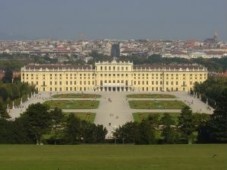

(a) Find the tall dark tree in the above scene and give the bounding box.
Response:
[147,114,160,128]
[50,107,65,144]
[0,99,10,119]
[136,120,156,144]
[161,113,178,144]
[193,113,210,130]
[81,122,97,143]
[22,103,52,144]
[64,114,81,144]
[207,88,227,143]
[113,122,138,143]
[178,106,195,144]
[2,69,13,83]
[95,124,107,143]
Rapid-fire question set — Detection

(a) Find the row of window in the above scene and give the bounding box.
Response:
[100,80,126,84]
[99,66,130,71]
[42,86,189,92]
[133,81,193,85]
[23,72,207,78]
[137,87,187,92]
[23,73,95,77]
[30,80,199,86]
[24,77,94,80]
[43,87,91,92]
[30,81,95,86]
[99,74,129,77]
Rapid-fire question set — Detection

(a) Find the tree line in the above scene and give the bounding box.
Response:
[192,77,227,143]
[0,89,226,144]
[193,77,227,108]
[113,106,210,144]
[0,80,36,119]
[0,103,107,144]
[1,53,227,72]
[117,55,227,72]
[114,79,227,144]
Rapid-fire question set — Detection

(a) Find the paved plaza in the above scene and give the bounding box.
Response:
[8,91,214,138]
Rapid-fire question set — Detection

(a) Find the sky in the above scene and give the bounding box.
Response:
[0,0,226,40]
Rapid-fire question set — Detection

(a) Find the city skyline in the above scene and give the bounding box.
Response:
[0,0,226,41]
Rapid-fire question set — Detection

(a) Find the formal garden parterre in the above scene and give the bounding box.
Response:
[64,112,96,123]
[129,100,187,109]
[44,100,99,109]
[127,93,176,98]
[52,93,101,98]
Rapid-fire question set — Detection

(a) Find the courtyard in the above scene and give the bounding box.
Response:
[8,91,214,138]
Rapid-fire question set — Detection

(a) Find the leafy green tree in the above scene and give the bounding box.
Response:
[147,114,160,128]
[94,124,107,143]
[136,120,156,144]
[22,103,52,144]
[0,118,33,144]
[160,113,175,126]
[0,99,10,119]
[193,113,210,129]
[0,119,13,143]
[64,114,81,144]
[193,77,227,107]
[161,113,178,144]
[11,118,34,144]
[207,88,227,143]
[178,106,195,144]
[50,107,65,144]
[77,120,107,144]
[113,122,138,143]
[2,69,13,83]
[81,122,96,143]
[0,87,8,101]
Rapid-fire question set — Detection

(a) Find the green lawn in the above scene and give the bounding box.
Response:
[0,145,226,170]
[129,100,186,109]
[127,94,176,98]
[64,112,96,123]
[133,112,180,123]
[52,93,101,98]
[44,100,99,109]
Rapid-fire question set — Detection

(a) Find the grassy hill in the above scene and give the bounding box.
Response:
[0,144,226,170]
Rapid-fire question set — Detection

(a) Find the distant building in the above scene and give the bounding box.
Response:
[111,44,120,58]
[21,61,208,92]
[204,32,219,44]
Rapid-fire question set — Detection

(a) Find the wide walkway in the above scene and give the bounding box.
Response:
[171,91,214,114]
[8,91,214,138]
[94,93,133,138]
[8,92,52,119]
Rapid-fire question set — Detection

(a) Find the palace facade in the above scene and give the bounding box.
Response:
[21,60,208,92]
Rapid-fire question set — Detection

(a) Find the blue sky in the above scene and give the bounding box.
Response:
[0,0,226,40]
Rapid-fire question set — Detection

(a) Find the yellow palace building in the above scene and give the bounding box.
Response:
[21,60,208,92]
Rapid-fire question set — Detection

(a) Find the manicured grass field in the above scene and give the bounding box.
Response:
[52,93,101,98]
[133,112,180,123]
[127,94,176,98]
[64,112,96,123]
[0,144,226,170]
[44,100,99,109]
[129,100,186,109]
